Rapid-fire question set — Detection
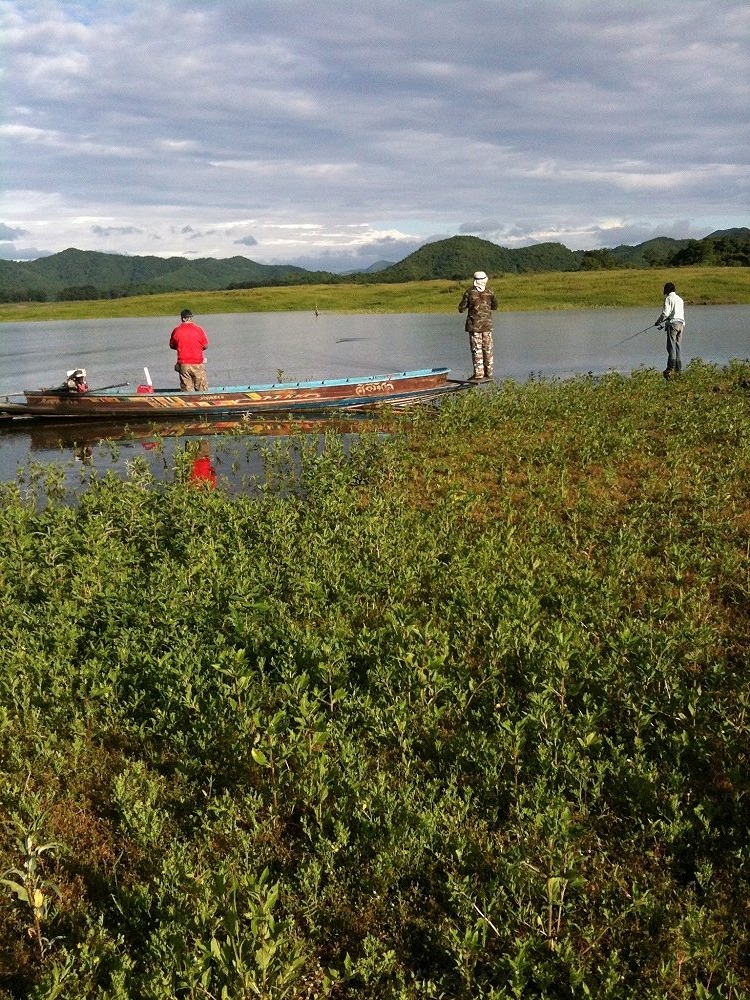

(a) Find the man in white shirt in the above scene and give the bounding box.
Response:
[656,282,685,378]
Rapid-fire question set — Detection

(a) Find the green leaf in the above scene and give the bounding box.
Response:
[1,878,29,904]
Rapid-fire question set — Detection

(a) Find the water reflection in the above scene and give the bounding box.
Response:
[1,411,382,495]
[76,444,94,467]
[21,412,377,452]
[188,440,217,490]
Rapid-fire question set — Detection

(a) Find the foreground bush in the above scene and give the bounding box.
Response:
[1,360,749,998]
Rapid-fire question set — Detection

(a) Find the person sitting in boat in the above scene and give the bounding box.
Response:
[169,308,209,391]
[61,368,88,393]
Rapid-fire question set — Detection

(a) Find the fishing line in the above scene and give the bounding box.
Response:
[608,323,658,349]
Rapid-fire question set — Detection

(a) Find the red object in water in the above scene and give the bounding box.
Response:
[190,455,217,489]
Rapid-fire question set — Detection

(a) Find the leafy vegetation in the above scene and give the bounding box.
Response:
[0,266,749,324]
[0,230,748,305]
[670,234,750,268]
[1,360,750,997]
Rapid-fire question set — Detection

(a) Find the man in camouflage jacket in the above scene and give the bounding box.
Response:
[458,271,498,380]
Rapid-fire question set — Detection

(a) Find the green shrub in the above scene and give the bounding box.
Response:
[1,361,749,996]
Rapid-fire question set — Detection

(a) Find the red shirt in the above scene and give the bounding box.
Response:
[169,321,208,364]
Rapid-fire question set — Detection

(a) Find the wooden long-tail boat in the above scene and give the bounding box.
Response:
[0,368,466,421]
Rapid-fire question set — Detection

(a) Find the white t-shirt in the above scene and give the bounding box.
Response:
[660,291,685,324]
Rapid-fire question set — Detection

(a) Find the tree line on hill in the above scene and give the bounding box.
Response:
[0,229,747,304]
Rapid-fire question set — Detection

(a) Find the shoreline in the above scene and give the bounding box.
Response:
[1,266,749,324]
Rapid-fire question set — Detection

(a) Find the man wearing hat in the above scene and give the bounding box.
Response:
[169,308,209,391]
[458,271,498,381]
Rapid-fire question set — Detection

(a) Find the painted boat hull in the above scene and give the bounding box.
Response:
[1,368,460,420]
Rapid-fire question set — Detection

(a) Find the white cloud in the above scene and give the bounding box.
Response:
[1,0,748,270]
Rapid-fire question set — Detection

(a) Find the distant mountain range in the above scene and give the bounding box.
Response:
[0,229,747,303]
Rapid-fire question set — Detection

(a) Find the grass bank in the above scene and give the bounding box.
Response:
[0,266,749,323]
[1,360,750,997]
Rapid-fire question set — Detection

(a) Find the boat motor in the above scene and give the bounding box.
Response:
[137,366,154,394]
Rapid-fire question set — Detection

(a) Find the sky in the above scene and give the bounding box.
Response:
[1,0,748,272]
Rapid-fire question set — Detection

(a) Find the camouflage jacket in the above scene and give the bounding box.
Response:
[458,287,498,333]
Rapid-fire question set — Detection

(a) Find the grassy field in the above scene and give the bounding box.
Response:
[0,266,749,323]
[1,360,750,997]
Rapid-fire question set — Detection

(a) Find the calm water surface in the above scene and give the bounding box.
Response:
[1,306,748,488]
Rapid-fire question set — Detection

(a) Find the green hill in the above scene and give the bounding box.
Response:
[0,248,336,302]
[607,229,750,269]
[0,229,748,303]
[607,237,693,269]
[374,235,580,282]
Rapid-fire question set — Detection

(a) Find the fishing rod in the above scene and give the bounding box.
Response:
[608,323,658,348]
[89,381,130,392]
[3,380,129,399]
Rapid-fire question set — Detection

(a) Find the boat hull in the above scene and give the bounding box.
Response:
[1,368,460,420]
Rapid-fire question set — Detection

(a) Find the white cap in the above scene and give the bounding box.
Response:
[474,271,488,281]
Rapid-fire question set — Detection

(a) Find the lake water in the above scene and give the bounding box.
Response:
[1,306,748,489]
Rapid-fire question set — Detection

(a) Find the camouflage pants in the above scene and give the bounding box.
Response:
[176,363,208,391]
[470,330,494,378]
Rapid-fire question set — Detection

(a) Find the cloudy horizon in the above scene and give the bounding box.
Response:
[2,0,748,271]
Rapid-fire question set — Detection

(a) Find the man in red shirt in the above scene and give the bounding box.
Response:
[169,309,209,391]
